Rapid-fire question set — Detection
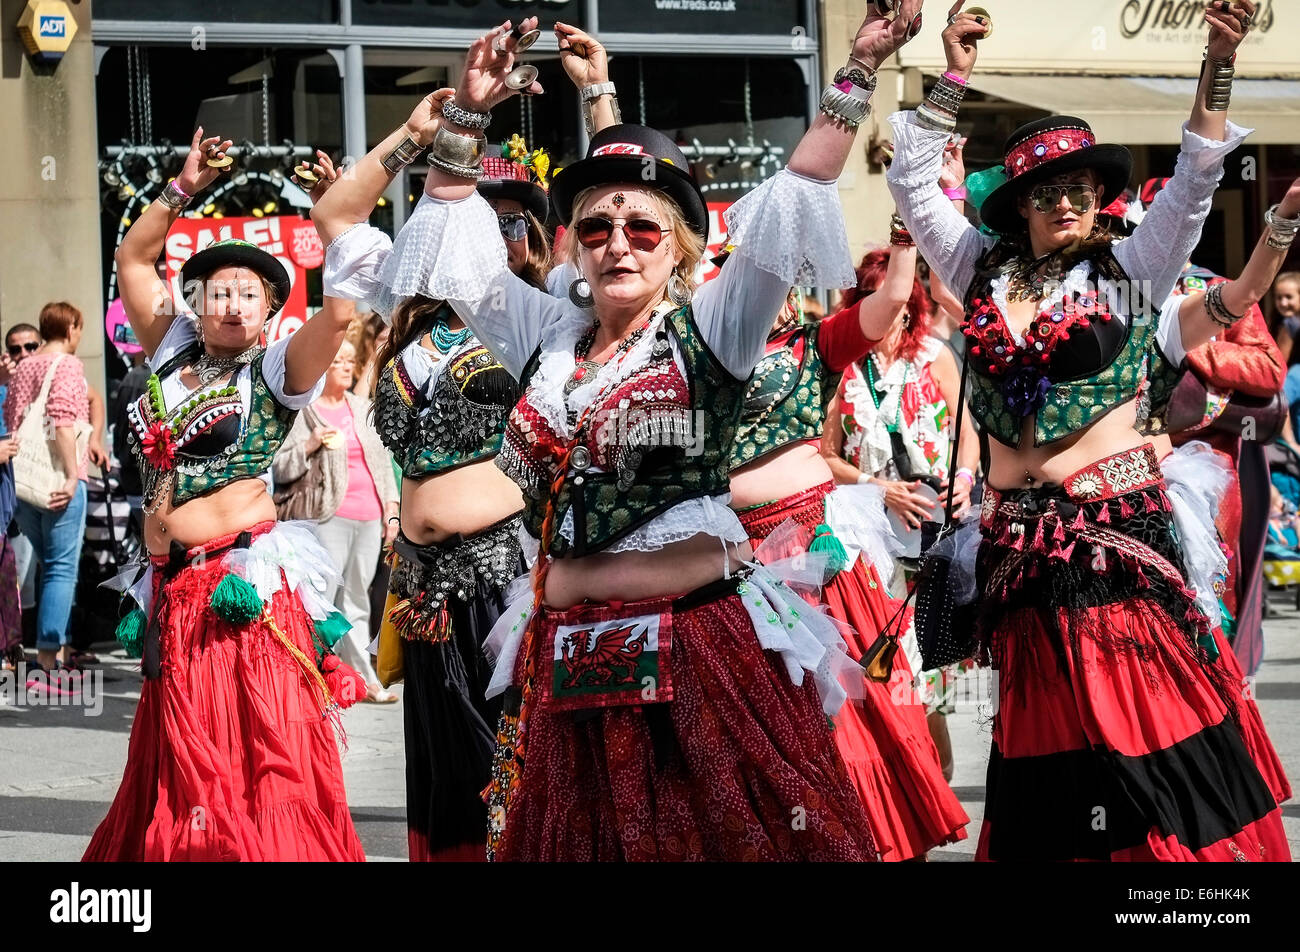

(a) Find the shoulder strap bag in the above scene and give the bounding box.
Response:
[13,355,94,509]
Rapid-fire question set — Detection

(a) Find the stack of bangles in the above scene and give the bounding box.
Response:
[381,97,491,179]
[889,213,914,247]
[820,58,877,130]
[1265,203,1300,252]
[1204,283,1243,329]
[1202,47,1235,112]
[917,71,967,133]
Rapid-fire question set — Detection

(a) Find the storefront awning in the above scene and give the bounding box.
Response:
[931,72,1300,145]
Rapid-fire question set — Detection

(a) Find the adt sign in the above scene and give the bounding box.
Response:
[18,0,78,65]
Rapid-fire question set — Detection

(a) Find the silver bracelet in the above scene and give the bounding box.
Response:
[1203,49,1235,112]
[1204,281,1243,329]
[916,101,957,133]
[819,84,872,129]
[441,97,491,131]
[582,83,622,136]
[155,179,193,211]
[1264,203,1300,251]
[382,133,424,174]
[426,125,485,179]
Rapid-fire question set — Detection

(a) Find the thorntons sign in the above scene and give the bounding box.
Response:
[1120,0,1275,37]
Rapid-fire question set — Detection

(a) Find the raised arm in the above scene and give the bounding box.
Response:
[886,6,992,299]
[1176,177,1300,356]
[556,22,619,135]
[115,128,232,357]
[1114,3,1253,306]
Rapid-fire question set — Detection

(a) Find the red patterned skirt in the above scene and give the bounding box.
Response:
[739,482,968,860]
[974,446,1289,862]
[83,523,365,862]
[494,575,877,861]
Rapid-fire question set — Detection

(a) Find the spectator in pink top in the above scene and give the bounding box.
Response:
[5,302,92,687]
[274,330,399,703]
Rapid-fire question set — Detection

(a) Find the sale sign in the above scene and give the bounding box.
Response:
[163,215,315,342]
[697,200,734,285]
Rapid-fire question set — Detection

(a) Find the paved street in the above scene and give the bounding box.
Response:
[3,592,1298,862]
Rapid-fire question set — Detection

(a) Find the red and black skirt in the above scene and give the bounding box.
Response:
[974,445,1289,862]
[740,482,968,860]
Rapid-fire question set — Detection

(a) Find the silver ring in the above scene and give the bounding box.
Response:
[505,65,539,91]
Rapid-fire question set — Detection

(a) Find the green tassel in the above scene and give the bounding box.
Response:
[314,611,351,651]
[209,573,265,624]
[115,608,147,659]
[1198,630,1221,663]
[809,523,850,575]
[1217,597,1236,641]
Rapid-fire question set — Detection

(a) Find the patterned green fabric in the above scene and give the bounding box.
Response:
[729,324,834,471]
[154,345,297,502]
[967,250,1171,448]
[521,304,745,557]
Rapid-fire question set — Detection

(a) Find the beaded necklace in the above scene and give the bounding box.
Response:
[431,319,473,354]
[863,353,908,434]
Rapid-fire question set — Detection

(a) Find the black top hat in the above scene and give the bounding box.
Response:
[550,125,708,237]
[477,142,550,222]
[980,116,1132,236]
[180,239,292,315]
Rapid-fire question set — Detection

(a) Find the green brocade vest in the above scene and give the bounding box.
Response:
[964,247,1183,448]
[508,304,745,558]
[730,324,834,471]
[149,344,297,503]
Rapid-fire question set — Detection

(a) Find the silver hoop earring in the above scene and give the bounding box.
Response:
[667,273,692,307]
[569,275,594,308]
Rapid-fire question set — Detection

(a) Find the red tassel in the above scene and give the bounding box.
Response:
[1053,517,1066,543]
[1010,524,1025,552]
[322,655,367,710]
[1059,540,1076,561]
[1027,559,1040,578]
[1135,568,1150,590]
[997,523,1011,547]
[1071,509,1086,532]
[1031,518,1046,552]
[1143,491,1159,513]
[1118,496,1135,519]
[1096,502,1110,524]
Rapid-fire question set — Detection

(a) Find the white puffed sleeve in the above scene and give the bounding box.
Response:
[695,168,857,379]
[1115,120,1251,307]
[261,334,325,409]
[322,223,393,315]
[886,111,993,299]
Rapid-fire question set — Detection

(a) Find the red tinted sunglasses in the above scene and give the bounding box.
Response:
[575,216,669,252]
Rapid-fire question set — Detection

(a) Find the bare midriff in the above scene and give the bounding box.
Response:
[986,399,1153,490]
[542,532,753,610]
[400,457,524,545]
[145,478,278,554]
[729,441,832,510]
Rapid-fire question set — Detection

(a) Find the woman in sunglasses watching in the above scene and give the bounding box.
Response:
[313,131,552,862]
[887,0,1288,861]
[322,4,928,861]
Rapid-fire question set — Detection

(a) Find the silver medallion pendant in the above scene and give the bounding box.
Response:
[570,445,592,472]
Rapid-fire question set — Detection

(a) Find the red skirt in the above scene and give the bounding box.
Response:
[83,524,365,862]
[494,577,877,861]
[974,446,1289,862]
[740,482,969,860]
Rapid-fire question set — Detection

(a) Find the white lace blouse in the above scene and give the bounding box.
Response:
[885,110,1252,368]
[324,167,858,555]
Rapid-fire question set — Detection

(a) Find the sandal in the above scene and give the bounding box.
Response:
[363,684,399,704]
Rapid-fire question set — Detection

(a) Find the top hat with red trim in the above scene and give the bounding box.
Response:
[550,124,708,237]
[980,116,1132,236]
[477,137,550,222]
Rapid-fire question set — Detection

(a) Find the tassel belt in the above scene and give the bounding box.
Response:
[980,444,1164,528]
[736,481,832,541]
[389,513,525,642]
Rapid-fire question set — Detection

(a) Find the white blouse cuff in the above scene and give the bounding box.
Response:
[723,168,857,289]
[885,110,949,187]
[1177,119,1252,177]
[381,191,509,310]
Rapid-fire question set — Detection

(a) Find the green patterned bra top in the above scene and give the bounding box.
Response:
[729,324,834,471]
[125,343,296,509]
[961,244,1181,448]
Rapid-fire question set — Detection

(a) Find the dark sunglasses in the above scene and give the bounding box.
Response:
[7,342,38,357]
[575,216,669,252]
[497,213,529,242]
[1029,183,1096,215]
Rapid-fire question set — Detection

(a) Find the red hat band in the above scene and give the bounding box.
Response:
[481,155,531,183]
[1005,127,1095,181]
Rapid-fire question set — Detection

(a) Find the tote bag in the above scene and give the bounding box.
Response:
[13,355,93,509]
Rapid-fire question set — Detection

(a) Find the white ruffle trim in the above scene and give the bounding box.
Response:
[377,192,508,316]
[115,522,343,622]
[1160,441,1232,629]
[482,555,860,716]
[559,493,749,554]
[723,169,857,290]
[824,481,905,582]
